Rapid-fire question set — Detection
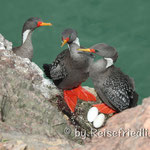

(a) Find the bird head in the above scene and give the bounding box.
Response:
[78,43,118,63]
[22,17,52,33]
[61,28,78,47]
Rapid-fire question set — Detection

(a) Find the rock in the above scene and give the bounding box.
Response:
[0,34,12,50]
[0,34,101,149]
[0,47,101,135]
[77,97,150,150]
[0,132,82,150]
[1,33,150,150]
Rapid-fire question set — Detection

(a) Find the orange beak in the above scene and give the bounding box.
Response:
[77,48,96,53]
[61,37,70,47]
[37,21,52,27]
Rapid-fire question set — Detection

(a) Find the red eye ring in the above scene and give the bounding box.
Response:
[62,37,69,42]
[37,21,42,27]
[90,49,96,53]
[65,37,69,42]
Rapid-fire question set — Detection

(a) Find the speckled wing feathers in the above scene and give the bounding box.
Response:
[50,62,67,80]
[102,69,134,111]
[43,49,68,82]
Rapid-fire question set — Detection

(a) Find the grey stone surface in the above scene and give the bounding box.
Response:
[0,34,12,50]
[0,32,149,150]
[0,34,101,149]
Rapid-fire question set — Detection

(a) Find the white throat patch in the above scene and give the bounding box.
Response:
[73,37,80,46]
[68,37,80,50]
[23,29,31,43]
[104,58,113,68]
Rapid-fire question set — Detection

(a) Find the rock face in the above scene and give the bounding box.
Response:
[0,34,150,150]
[0,34,12,50]
[0,34,101,149]
[78,97,150,150]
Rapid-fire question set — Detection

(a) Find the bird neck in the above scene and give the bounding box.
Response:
[21,29,33,46]
[68,43,93,70]
[68,37,81,56]
[68,37,80,49]
[91,58,113,74]
[21,29,33,50]
[68,43,80,58]
[72,37,80,46]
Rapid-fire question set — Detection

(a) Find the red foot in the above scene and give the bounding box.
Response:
[93,103,116,114]
[73,86,96,101]
[64,90,77,113]
[64,86,96,113]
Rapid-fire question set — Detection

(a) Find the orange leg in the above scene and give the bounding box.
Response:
[73,85,96,101]
[93,103,116,114]
[63,85,96,113]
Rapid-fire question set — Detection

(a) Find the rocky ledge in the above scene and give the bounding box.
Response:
[0,34,150,150]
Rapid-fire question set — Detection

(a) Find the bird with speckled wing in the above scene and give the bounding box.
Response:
[78,43,138,128]
[43,28,96,113]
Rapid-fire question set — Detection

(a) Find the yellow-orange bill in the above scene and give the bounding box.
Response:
[61,39,68,47]
[40,22,52,26]
[77,48,91,52]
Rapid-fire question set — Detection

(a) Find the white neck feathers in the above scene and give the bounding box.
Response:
[23,29,31,43]
[104,58,113,68]
[68,37,80,50]
[73,37,80,46]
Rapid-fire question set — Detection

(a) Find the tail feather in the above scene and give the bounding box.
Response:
[43,64,51,79]
[93,103,116,114]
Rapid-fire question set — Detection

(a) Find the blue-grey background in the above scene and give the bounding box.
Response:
[0,0,150,104]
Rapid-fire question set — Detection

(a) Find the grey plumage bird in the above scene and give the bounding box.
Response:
[12,17,52,61]
[43,28,96,112]
[78,43,138,113]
